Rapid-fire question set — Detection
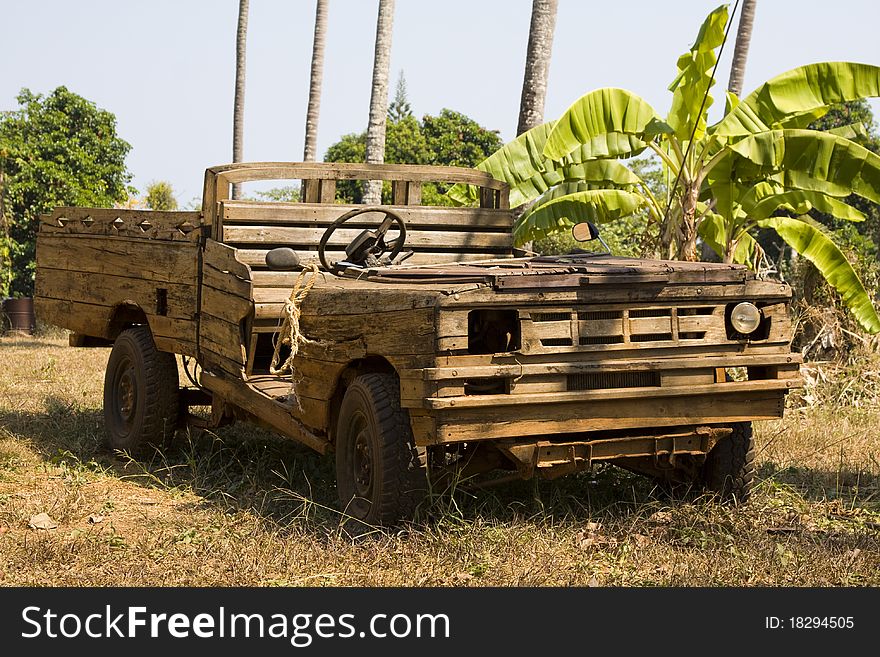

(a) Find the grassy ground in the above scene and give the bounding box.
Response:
[1,333,878,586]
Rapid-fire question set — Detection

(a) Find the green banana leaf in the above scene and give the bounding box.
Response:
[543,88,661,161]
[826,123,868,141]
[712,62,880,137]
[760,215,880,333]
[514,188,645,246]
[724,91,739,116]
[746,189,866,223]
[725,129,880,204]
[667,4,728,141]
[446,122,556,207]
[445,123,646,208]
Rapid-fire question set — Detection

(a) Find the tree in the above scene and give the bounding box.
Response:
[232,0,249,199]
[388,71,412,123]
[727,0,756,97]
[0,87,132,296]
[303,0,329,162]
[326,109,500,204]
[449,4,880,333]
[363,0,395,204]
[516,0,558,136]
[144,181,178,211]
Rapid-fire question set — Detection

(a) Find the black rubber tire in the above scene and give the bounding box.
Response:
[702,421,756,503]
[335,373,427,527]
[103,326,179,453]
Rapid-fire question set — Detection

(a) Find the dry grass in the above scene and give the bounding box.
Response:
[1,333,878,587]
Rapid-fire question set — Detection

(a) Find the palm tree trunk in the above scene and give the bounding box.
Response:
[363,0,395,205]
[727,0,757,97]
[516,0,558,136]
[232,0,249,200]
[303,0,329,162]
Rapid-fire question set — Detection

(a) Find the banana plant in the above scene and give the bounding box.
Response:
[449,3,880,333]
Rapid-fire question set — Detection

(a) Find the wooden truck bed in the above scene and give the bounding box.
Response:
[35,208,203,356]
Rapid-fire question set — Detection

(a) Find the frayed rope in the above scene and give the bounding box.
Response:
[269,263,321,377]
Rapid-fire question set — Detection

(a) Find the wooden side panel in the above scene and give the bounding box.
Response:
[35,233,199,355]
[199,240,254,378]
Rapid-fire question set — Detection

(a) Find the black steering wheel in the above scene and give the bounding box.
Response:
[318,206,407,271]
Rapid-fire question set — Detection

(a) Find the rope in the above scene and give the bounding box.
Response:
[269,263,321,377]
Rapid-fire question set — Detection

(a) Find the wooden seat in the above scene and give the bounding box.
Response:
[219,201,515,270]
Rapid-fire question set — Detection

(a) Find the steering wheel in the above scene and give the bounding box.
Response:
[318,206,407,271]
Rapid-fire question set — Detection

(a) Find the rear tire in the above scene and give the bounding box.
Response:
[103,326,179,453]
[335,373,426,527]
[702,421,756,502]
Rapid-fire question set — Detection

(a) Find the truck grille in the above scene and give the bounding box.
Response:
[566,371,660,391]
[525,305,722,352]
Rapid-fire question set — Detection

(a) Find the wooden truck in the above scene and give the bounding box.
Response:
[35,162,802,525]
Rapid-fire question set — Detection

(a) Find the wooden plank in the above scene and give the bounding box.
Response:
[200,371,329,453]
[238,249,506,269]
[201,285,253,324]
[207,161,508,189]
[201,314,245,360]
[222,225,512,249]
[200,334,246,375]
[319,179,336,204]
[408,414,436,446]
[202,263,252,299]
[392,181,407,206]
[40,208,202,241]
[36,267,196,321]
[280,357,345,400]
[153,336,197,358]
[437,283,790,306]
[35,297,111,336]
[302,179,319,203]
[36,234,198,284]
[433,391,786,443]
[203,238,252,279]
[35,296,196,354]
[425,379,796,410]
[221,202,513,229]
[423,353,801,380]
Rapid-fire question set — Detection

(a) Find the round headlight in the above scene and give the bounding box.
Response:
[730,302,762,334]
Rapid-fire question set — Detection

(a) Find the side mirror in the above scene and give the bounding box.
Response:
[265,247,301,271]
[571,222,600,242]
[571,221,611,254]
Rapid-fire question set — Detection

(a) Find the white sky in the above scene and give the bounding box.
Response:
[2,0,878,205]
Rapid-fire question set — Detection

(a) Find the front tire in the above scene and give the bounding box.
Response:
[335,373,426,527]
[103,326,179,453]
[702,421,756,502]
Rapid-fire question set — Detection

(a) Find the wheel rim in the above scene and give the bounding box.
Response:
[349,411,374,499]
[112,356,138,433]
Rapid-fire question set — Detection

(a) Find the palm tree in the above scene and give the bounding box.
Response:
[303,0,329,162]
[727,0,757,97]
[516,0,558,136]
[232,0,249,200]
[363,0,395,204]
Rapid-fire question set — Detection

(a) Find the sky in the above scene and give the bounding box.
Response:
[2,0,878,205]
